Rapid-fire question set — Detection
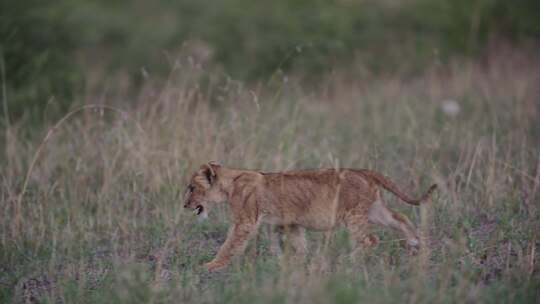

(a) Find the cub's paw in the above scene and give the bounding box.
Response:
[406,238,421,255]
[204,261,226,271]
[362,234,380,247]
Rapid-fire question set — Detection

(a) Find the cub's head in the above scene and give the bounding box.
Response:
[183,162,227,219]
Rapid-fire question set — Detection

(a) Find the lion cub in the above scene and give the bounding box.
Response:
[183,162,436,271]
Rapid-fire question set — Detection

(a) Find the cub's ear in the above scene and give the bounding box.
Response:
[201,162,220,184]
[208,160,221,168]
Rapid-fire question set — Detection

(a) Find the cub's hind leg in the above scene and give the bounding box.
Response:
[344,206,379,255]
[368,199,420,249]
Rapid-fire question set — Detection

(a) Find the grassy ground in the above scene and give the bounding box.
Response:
[1,49,539,303]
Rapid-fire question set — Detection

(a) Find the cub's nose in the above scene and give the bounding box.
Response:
[184,204,189,208]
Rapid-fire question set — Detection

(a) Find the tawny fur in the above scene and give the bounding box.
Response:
[183,163,437,271]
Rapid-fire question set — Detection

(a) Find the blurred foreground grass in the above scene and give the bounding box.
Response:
[1,49,539,303]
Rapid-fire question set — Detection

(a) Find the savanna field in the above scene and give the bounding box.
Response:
[2,1,540,302]
[1,47,539,303]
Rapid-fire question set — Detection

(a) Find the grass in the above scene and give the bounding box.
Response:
[1,48,539,303]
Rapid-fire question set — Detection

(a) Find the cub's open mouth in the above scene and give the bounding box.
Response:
[195,205,204,215]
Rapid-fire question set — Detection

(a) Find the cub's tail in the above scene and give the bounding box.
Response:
[362,170,437,206]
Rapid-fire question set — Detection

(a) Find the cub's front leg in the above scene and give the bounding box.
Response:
[205,221,260,271]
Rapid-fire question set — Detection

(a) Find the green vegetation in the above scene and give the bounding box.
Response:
[1,52,539,302]
[1,1,539,303]
[2,0,540,122]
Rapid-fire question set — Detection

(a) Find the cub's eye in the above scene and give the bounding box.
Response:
[188,185,194,192]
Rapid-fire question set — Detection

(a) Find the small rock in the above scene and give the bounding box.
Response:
[441,99,461,117]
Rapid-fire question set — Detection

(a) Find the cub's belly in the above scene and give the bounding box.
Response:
[261,213,338,231]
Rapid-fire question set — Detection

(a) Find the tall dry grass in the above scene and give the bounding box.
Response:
[1,48,539,303]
